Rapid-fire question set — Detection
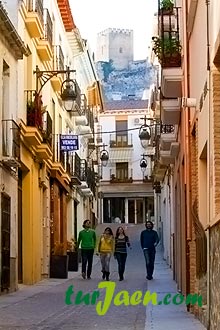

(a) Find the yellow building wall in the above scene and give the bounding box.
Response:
[21,146,42,284]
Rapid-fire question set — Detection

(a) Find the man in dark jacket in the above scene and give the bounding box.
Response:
[140,221,159,280]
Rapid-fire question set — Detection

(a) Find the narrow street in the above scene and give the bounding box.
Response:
[0,225,206,330]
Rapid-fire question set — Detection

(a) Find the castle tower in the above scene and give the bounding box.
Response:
[96,28,134,70]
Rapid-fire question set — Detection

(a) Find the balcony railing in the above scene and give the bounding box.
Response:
[42,112,52,147]
[27,0,44,26]
[87,167,96,195]
[80,159,88,181]
[53,134,65,168]
[87,107,94,132]
[161,124,175,134]
[25,90,43,130]
[53,45,64,71]
[80,159,96,194]
[66,152,82,185]
[152,5,181,68]
[74,81,81,112]
[42,9,53,48]
[2,120,20,163]
[109,134,133,147]
[110,168,133,183]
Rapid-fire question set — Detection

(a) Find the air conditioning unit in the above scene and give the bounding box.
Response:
[180,97,197,108]
[134,118,141,125]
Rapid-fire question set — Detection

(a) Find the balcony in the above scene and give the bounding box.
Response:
[1,120,20,167]
[79,159,96,196]
[73,81,82,114]
[160,124,177,151]
[109,134,133,148]
[67,152,82,186]
[23,0,44,38]
[160,142,180,165]
[110,169,133,183]
[51,134,66,175]
[152,5,182,98]
[21,91,53,159]
[21,91,43,146]
[50,45,65,91]
[35,111,53,160]
[36,9,53,61]
[161,98,181,124]
[152,161,168,182]
[161,68,182,98]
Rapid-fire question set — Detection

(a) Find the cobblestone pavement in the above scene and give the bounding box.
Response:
[0,224,206,330]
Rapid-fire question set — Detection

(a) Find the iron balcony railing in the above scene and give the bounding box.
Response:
[161,124,175,134]
[53,45,64,72]
[53,134,65,168]
[87,107,94,132]
[42,111,52,147]
[110,168,133,183]
[80,159,96,194]
[74,81,82,112]
[25,90,52,146]
[81,94,87,114]
[66,152,82,184]
[42,8,53,48]
[109,133,133,147]
[27,0,44,26]
[2,120,20,161]
[80,159,88,181]
[25,90,43,130]
[87,167,96,195]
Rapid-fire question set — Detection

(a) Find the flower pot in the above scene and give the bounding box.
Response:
[162,53,182,68]
[50,255,69,279]
[67,251,79,271]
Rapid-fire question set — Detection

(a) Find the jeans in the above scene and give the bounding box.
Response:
[143,248,156,278]
[81,249,94,277]
[100,253,111,272]
[115,252,127,279]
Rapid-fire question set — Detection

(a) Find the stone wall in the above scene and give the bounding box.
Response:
[210,222,220,329]
[189,118,207,327]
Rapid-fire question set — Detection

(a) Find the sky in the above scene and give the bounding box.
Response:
[71,0,158,60]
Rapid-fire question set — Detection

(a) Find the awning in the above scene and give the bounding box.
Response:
[108,148,133,162]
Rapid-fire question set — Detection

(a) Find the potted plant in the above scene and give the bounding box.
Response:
[160,0,174,14]
[67,238,78,272]
[152,36,182,67]
[50,242,69,279]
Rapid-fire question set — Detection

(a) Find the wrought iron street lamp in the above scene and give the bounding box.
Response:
[140,154,148,173]
[139,115,151,148]
[34,65,77,111]
[100,145,109,167]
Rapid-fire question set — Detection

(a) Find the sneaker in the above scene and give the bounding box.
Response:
[87,276,91,280]
[146,275,153,280]
[82,272,86,279]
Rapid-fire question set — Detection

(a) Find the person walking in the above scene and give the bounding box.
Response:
[97,227,114,281]
[140,221,159,280]
[77,219,96,280]
[114,226,131,281]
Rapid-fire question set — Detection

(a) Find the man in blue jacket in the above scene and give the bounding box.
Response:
[140,221,159,280]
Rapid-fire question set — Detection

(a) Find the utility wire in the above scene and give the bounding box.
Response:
[76,124,157,136]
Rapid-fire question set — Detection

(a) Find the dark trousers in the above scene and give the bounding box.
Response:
[115,252,127,279]
[81,249,94,277]
[143,248,156,278]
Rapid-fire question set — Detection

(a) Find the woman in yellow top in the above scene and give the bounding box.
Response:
[98,227,114,281]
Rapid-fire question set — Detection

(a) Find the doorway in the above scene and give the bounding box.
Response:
[1,193,11,291]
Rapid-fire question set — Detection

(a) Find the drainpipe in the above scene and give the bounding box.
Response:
[205,0,211,328]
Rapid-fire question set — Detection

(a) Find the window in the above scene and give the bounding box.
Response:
[116,120,128,146]
[116,162,128,180]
